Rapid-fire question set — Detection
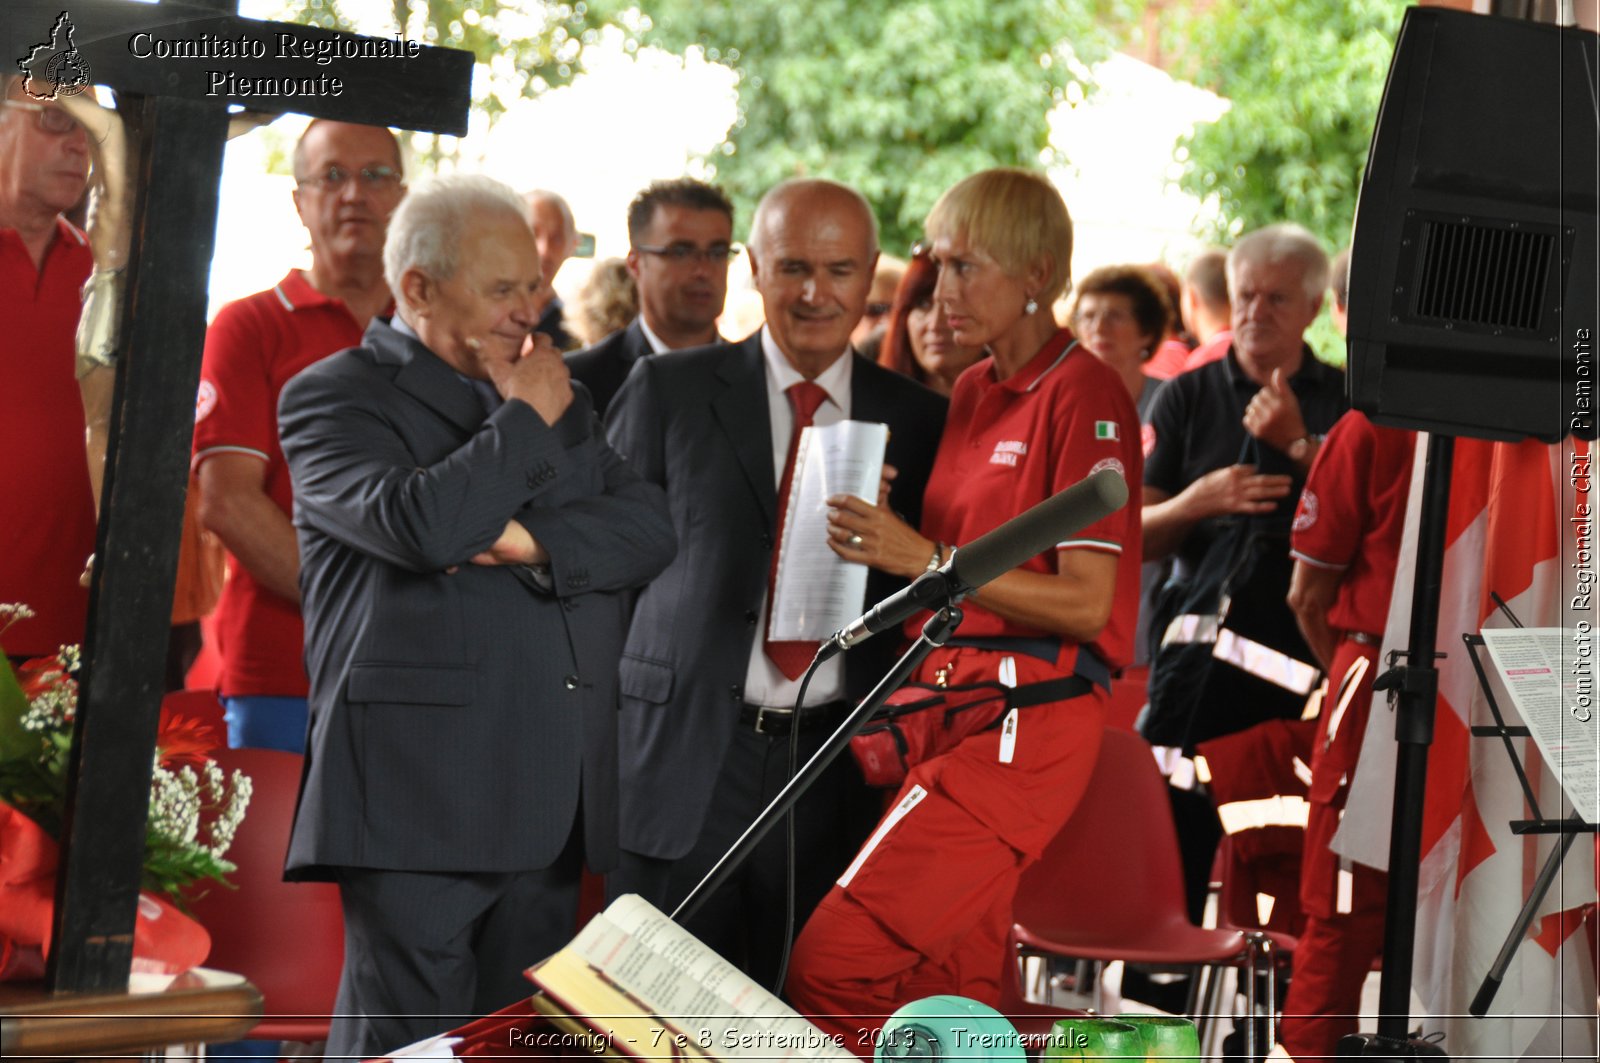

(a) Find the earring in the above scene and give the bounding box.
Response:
[1024,296,1039,315]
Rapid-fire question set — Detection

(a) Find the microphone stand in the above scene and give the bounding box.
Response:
[674,605,964,925]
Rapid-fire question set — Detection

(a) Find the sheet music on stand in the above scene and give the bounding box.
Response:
[769,421,888,640]
[1462,620,1598,1017]
[1475,627,1598,824]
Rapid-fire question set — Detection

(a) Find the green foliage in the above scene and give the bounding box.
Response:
[590,0,1123,254]
[1166,0,1402,254]
[271,0,604,119]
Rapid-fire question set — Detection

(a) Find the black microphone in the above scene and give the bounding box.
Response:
[816,467,1129,660]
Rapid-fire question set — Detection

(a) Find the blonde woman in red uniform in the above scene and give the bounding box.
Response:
[786,168,1143,1044]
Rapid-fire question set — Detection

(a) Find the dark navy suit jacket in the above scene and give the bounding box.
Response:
[278,317,675,880]
[566,318,653,420]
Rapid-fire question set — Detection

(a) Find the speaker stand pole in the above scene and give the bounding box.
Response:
[1339,433,1454,1060]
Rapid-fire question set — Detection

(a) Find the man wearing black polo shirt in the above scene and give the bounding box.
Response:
[1139,222,1347,924]
[1143,223,1346,568]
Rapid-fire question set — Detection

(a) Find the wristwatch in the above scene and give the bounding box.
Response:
[1287,434,1321,464]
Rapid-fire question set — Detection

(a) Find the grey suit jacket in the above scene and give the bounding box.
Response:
[566,318,653,420]
[277,318,675,880]
[605,333,948,860]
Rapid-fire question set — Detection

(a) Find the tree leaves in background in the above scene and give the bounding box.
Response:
[588,0,1125,254]
[1165,0,1402,254]
[272,0,605,119]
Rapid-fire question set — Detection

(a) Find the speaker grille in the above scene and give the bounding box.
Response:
[1412,219,1553,332]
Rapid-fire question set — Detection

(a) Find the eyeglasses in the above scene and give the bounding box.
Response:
[863,302,892,318]
[3,99,80,135]
[634,242,740,264]
[298,164,403,193]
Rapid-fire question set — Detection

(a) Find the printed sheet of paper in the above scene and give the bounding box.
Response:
[1478,627,1599,822]
[570,895,855,1061]
[383,1034,464,1060]
[769,421,888,640]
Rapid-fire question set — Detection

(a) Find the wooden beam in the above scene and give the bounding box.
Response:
[2,0,472,134]
[47,87,231,994]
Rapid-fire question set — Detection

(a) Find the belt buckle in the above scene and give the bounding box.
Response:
[753,705,784,735]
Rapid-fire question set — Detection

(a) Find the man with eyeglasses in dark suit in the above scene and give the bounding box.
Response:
[565,178,735,419]
[192,120,405,753]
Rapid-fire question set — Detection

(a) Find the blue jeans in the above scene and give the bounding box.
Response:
[223,695,309,753]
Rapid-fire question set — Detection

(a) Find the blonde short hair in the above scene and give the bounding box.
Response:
[924,168,1074,304]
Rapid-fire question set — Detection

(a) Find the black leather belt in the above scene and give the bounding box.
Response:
[739,700,850,736]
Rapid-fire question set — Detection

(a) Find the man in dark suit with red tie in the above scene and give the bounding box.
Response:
[605,178,947,986]
[566,178,736,418]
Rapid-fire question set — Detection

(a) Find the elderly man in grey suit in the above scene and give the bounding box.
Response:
[278,174,675,1058]
[605,178,947,987]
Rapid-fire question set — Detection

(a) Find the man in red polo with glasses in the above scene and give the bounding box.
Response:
[0,76,95,664]
[192,120,405,752]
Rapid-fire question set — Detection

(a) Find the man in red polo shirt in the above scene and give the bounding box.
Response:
[1282,409,1416,1058]
[193,120,404,750]
[0,76,95,662]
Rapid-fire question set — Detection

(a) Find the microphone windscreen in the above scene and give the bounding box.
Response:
[951,467,1128,590]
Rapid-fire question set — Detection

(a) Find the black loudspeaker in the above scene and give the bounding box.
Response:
[1347,7,1597,443]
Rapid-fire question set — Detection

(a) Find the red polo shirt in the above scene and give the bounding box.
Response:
[192,270,372,697]
[917,330,1143,671]
[0,219,95,658]
[1144,336,1193,380]
[1290,410,1416,636]
[1183,328,1232,372]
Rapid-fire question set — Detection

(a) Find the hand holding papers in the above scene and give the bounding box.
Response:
[769,421,888,640]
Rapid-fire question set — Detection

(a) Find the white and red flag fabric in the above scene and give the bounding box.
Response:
[1334,435,1597,1060]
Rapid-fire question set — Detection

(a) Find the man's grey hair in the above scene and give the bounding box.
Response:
[748,178,879,255]
[385,174,528,315]
[1227,223,1329,302]
[524,189,577,250]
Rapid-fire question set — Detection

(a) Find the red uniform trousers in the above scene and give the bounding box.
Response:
[1279,638,1388,1060]
[785,646,1106,1052]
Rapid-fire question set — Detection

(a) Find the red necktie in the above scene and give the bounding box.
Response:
[764,381,830,680]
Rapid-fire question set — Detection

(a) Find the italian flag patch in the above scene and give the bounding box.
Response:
[1094,421,1119,441]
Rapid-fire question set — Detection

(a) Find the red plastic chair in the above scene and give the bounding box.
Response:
[188,747,344,1043]
[1009,729,1278,1057]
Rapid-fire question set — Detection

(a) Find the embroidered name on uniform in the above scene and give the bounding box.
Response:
[1088,456,1126,478]
[1094,420,1119,441]
[990,440,1028,466]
